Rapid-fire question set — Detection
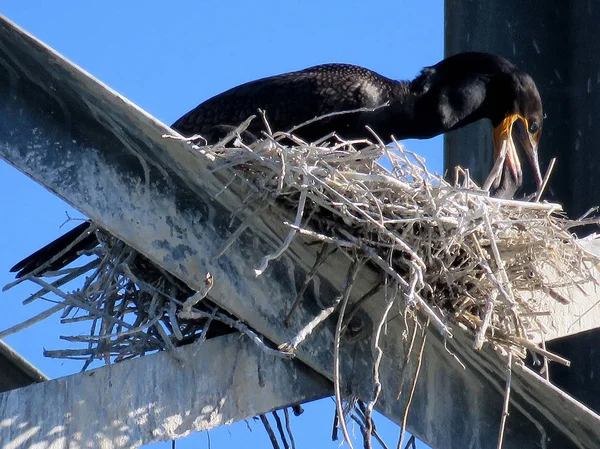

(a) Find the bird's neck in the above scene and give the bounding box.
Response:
[367,81,436,141]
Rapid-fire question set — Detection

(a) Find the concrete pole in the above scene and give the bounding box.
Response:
[445,0,600,413]
[445,0,600,220]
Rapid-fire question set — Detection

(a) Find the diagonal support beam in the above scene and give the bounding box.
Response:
[0,333,331,448]
[1,14,600,449]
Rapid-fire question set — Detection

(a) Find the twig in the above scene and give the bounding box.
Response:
[60,313,163,341]
[403,435,416,449]
[181,273,214,312]
[540,332,550,382]
[284,243,336,327]
[272,410,290,449]
[397,318,429,449]
[482,210,516,306]
[283,223,354,247]
[214,115,256,148]
[353,402,390,449]
[473,290,497,350]
[178,309,293,359]
[497,352,513,449]
[154,321,184,364]
[284,408,297,449]
[255,177,308,276]
[0,302,67,339]
[395,312,419,401]
[214,202,271,259]
[18,260,100,304]
[25,277,134,330]
[508,337,570,367]
[260,414,281,449]
[535,157,556,202]
[334,260,362,449]
[343,281,384,334]
[284,103,389,137]
[280,258,361,353]
[365,281,398,446]
[470,236,515,308]
[356,241,450,339]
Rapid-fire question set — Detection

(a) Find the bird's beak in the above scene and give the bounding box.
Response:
[490,114,542,197]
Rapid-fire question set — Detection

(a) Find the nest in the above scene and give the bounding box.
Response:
[3,123,597,370]
[4,120,599,448]
[199,124,597,361]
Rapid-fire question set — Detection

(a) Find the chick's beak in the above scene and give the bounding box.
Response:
[490,114,543,197]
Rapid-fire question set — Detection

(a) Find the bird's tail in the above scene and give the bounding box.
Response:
[10,221,98,278]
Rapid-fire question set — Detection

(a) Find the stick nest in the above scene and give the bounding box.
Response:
[195,122,599,358]
[4,122,598,368]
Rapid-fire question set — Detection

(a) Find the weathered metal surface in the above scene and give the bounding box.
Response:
[0,333,331,448]
[2,14,600,448]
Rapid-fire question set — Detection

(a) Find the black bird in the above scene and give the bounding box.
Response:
[11,52,543,278]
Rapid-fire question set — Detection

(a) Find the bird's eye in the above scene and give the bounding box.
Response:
[529,122,539,133]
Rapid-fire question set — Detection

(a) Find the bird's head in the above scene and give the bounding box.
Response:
[488,71,543,198]
[411,52,544,198]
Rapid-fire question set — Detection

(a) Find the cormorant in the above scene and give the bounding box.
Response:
[10,52,544,278]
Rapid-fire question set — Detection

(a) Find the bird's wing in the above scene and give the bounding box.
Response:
[171,64,387,141]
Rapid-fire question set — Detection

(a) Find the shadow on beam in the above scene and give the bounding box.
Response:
[0,333,331,447]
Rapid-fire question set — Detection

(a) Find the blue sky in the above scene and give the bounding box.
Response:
[0,2,443,448]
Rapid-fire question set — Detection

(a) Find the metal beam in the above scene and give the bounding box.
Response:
[0,333,331,448]
[2,15,600,448]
